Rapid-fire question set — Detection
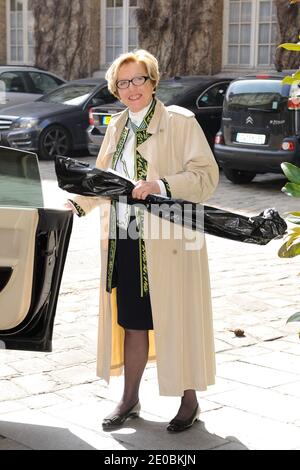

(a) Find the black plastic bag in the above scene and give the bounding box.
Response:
[55,156,287,245]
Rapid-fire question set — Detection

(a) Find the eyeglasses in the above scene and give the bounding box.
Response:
[116,75,150,90]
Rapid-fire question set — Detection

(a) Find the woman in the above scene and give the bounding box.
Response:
[69,50,219,432]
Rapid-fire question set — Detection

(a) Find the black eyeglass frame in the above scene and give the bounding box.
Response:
[116,75,150,90]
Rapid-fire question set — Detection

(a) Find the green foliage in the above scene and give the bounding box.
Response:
[278,43,300,52]
[281,162,300,185]
[287,312,300,323]
[280,163,300,259]
[280,163,300,322]
[277,39,300,85]
[282,73,300,85]
[282,182,300,197]
[278,20,300,323]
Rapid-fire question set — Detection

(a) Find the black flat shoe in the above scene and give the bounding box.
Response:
[102,401,141,428]
[167,404,200,433]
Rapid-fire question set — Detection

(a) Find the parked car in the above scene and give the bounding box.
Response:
[214,73,300,184]
[0,65,66,110]
[0,146,73,351]
[0,78,117,159]
[87,75,232,155]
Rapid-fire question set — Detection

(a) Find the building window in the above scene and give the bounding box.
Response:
[223,0,277,69]
[257,1,277,66]
[7,0,35,65]
[102,0,138,67]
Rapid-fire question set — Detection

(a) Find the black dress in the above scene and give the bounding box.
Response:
[115,218,153,330]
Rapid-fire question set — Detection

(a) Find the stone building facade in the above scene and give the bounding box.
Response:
[0,0,299,80]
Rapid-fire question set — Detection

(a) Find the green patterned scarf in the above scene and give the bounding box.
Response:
[106,99,157,297]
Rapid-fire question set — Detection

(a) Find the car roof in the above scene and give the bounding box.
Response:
[89,75,233,112]
[233,72,294,81]
[0,65,66,82]
[160,75,232,85]
[0,65,53,72]
[65,77,107,86]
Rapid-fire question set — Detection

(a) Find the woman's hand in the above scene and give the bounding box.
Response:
[64,201,77,214]
[132,180,160,200]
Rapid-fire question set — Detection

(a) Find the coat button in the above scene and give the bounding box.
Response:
[172,249,178,255]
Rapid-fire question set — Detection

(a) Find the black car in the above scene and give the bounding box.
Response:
[214,73,300,184]
[0,65,66,110]
[0,146,73,351]
[0,78,117,160]
[87,75,232,155]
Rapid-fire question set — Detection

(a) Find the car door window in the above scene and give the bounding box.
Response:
[29,72,62,94]
[89,87,117,106]
[197,83,229,108]
[0,147,44,208]
[0,72,27,93]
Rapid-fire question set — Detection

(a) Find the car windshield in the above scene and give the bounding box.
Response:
[225,79,290,112]
[156,82,195,103]
[39,84,96,106]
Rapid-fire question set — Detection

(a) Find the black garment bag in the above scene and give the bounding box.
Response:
[55,156,287,246]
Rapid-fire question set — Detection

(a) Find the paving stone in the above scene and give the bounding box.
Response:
[0,400,28,415]
[20,393,69,409]
[12,374,59,395]
[272,381,300,398]
[208,385,300,424]
[203,406,300,450]
[46,350,95,367]
[48,365,97,385]
[10,358,54,374]
[243,351,300,376]
[0,380,28,401]
[217,360,298,388]
[0,365,18,378]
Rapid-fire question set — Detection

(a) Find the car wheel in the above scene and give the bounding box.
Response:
[223,168,256,184]
[39,125,72,160]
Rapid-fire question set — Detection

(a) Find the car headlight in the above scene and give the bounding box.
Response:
[10,118,38,130]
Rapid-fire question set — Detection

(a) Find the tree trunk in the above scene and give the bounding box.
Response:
[136,0,222,77]
[275,0,300,70]
[29,0,91,80]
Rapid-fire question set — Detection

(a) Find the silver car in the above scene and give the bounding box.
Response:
[0,66,66,110]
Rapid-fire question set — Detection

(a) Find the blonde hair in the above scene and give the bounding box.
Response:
[105,49,160,98]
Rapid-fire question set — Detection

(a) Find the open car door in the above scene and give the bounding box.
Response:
[0,146,73,351]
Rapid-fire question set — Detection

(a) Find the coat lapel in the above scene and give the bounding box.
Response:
[136,99,165,170]
[99,109,129,168]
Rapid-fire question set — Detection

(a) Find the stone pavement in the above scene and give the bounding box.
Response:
[1,162,300,451]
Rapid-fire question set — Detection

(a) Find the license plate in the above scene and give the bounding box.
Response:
[100,115,111,126]
[236,133,266,145]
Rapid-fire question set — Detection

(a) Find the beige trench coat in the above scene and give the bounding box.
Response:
[74,99,219,396]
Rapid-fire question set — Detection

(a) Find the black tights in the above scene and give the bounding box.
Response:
[109,329,198,419]
[122,329,149,407]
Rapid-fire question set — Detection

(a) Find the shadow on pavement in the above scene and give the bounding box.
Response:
[0,421,96,450]
[107,417,249,451]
